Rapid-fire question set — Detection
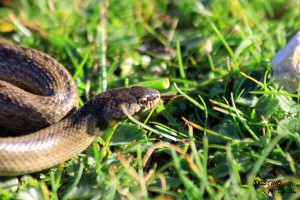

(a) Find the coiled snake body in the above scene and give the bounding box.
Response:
[0,40,160,176]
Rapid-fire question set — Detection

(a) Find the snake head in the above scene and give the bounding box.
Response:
[90,86,160,122]
[126,86,161,113]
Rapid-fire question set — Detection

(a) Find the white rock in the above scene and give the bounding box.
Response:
[271,32,300,92]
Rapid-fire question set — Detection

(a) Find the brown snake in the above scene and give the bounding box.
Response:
[0,40,160,176]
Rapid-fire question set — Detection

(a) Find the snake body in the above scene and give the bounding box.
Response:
[0,40,160,176]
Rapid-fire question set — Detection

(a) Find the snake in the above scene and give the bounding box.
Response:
[0,39,160,176]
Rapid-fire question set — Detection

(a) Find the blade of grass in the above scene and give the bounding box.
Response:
[61,163,84,200]
[176,42,187,88]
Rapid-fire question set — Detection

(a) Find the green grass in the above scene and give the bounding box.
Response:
[0,0,300,199]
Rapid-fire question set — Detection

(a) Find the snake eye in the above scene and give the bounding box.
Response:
[139,98,148,106]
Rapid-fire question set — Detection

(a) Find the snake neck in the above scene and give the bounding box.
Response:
[68,98,114,136]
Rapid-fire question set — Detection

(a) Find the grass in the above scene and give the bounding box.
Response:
[0,0,300,199]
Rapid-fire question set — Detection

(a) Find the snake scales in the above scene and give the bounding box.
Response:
[0,39,160,176]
